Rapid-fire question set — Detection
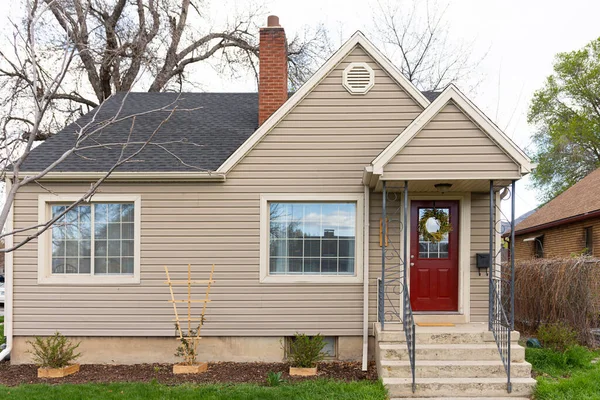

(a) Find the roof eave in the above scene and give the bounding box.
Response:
[514,209,600,236]
[9,171,226,183]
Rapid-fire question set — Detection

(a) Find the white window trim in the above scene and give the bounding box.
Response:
[37,194,142,285]
[259,194,364,284]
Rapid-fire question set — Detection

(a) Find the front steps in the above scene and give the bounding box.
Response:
[375,323,536,398]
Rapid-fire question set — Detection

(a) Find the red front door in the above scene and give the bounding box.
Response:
[410,200,459,312]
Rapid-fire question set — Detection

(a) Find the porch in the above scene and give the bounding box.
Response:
[365,177,532,397]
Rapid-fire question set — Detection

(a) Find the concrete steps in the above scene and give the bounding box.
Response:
[378,343,526,362]
[385,377,536,398]
[375,323,536,398]
[379,359,532,379]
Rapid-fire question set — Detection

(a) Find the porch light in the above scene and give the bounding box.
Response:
[434,183,453,193]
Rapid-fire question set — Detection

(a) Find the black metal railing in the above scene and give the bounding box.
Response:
[489,180,516,393]
[378,180,416,392]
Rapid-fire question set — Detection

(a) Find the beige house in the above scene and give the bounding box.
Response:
[4,17,537,398]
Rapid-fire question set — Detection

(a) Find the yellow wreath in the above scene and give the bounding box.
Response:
[418,208,452,243]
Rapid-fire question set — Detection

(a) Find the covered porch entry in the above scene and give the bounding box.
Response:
[362,85,536,396]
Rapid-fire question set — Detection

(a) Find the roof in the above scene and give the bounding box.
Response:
[18,31,445,175]
[515,168,600,234]
[20,92,259,172]
[502,209,537,236]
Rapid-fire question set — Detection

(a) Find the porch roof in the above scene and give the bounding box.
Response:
[366,85,534,190]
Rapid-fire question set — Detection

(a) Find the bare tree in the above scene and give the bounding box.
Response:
[0,0,331,140]
[371,0,484,92]
[0,0,205,253]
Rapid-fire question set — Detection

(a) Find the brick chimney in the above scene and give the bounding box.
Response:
[258,15,288,125]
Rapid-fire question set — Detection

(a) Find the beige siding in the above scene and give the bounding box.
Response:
[12,45,425,337]
[384,102,521,180]
[470,193,491,323]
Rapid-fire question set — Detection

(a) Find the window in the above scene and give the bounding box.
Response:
[418,207,450,259]
[584,227,593,255]
[39,195,140,284]
[534,236,544,258]
[260,194,363,283]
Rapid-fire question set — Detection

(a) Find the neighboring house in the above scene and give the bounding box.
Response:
[514,168,600,260]
[4,16,536,397]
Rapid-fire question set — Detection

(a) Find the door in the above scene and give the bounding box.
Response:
[410,200,459,312]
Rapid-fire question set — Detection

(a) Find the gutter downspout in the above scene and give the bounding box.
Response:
[361,184,370,371]
[0,178,13,361]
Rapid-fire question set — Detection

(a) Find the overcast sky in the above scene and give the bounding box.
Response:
[1,0,598,219]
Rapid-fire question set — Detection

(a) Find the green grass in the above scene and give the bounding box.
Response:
[527,346,600,399]
[0,379,387,400]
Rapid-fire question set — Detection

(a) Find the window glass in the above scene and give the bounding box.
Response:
[269,202,356,275]
[51,203,135,276]
[418,207,450,259]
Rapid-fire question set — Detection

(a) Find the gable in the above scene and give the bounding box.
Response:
[225,45,425,186]
[383,101,521,180]
[217,32,431,174]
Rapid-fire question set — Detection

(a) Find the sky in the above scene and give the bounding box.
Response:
[1,0,598,219]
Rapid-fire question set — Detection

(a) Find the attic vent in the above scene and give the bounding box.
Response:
[343,62,375,94]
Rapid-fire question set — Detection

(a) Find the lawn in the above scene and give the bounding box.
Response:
[0,379,387,400]
[527,345,600,399]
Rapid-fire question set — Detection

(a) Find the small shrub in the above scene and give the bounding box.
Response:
[173,318,206,366]
[288,333,326,368]
[537,323,578,352]
[266,371,284,386]
[27,332,81,368]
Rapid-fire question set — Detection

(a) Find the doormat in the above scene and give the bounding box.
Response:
[416,322,455,327]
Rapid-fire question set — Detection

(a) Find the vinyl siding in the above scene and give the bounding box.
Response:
[470,192,492,323]
[384,102,521,180]
[11,45,426,337]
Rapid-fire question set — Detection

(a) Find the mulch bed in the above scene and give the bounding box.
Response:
[0,361,377,387]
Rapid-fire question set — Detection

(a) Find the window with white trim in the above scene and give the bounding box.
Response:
[51,203,135,275]
[38,194,141,284]
[269,202,357,275]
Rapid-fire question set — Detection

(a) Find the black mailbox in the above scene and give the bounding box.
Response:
[476,253,490,276]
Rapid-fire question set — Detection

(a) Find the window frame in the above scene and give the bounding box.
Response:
[38,194,141,285]
[534,235,544,259]
[259,194,364,284]
[584,226,593,255]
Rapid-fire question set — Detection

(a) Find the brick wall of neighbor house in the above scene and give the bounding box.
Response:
[514,215,600,260]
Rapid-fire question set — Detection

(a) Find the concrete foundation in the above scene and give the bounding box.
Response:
[12,335,366,365]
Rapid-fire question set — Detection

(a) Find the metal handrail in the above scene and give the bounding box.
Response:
[488,180,516,393]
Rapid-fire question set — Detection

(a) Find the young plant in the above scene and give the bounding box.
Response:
[27,332,81,369]
[174,318,205,365]
[266,371,284,386]
[288,333,326,368]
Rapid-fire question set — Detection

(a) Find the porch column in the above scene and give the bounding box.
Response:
[510,180,516,330]
[488,180,494,330]
[403,180,409,296]
[379,181,387,329]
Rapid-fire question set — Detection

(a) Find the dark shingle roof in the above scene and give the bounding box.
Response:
[515,168,600,233]
[421,90,441,102]
[21,92,259,172]
[22,90,440,173]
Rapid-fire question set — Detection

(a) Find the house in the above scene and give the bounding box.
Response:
[514,168,600,260]
[3,16,537,397]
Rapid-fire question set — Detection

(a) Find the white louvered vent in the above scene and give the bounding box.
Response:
[343,62,375,94]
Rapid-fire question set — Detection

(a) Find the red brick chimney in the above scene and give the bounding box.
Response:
[259,15,288,125]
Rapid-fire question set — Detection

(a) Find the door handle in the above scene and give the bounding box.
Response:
[410,262,414,267]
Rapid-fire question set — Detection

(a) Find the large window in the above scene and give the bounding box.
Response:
[51,203,135,275]
[39,195,140,284]
[269,202,356,275]
[260,195,363,283]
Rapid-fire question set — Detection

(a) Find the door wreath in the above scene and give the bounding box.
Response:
[418,208,451,243]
